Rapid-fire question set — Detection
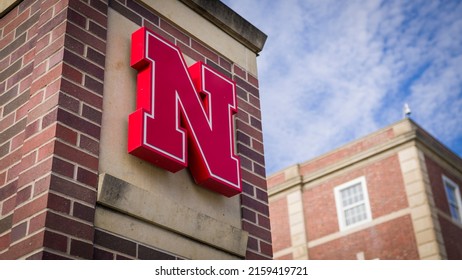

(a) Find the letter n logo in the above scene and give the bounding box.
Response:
[128,27,242,197]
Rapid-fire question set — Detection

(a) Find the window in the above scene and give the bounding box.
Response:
[443,175,462,223]
[334,177,372,231]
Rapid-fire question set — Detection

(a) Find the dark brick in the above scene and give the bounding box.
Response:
[191,39,218,63]
[94,229,136,257]
[242,169,267,190]
[0,215,13,235]
[0,59,22,83]
[79,134,99,155]
[253,162,266,177]
[205,59,231,79]
[160,19,189,45]
[82,104,102,124]
[50,175,97,204]
[234,75,259,98]
[86,47,105,67]
[250,116,262,130]
[66,22,106,53]
[62,63,83,84]
[48,192,71,214]
[127,0,159,25]
[43,229,68,253]
[11,222,27,242]
[84,75,104,95]
[69,0,107,26]
[236,120,263,142]
[177,41,205,63]
[242,220,272,243]
[138,245,176,260]
[64,34,85,55]
[58,92,80,114]
[52,156,75,179]
[77,167,98,186]
[246,236,259,251]
[41,250,71,260]
[93,247,114,260]
[46,211,94,240]
[63,49,104,81]
[237,131,251,146]
[219,57,232,72]
[108,0,142,25]
[0,118,26,144]
[0,84,18,106]
[0,33,26,60]
[73,202,95,223]
[241,193,269,216]
[67,8,86,28]
[90,0,108,14]
[54,140,99,172]
[70,239,94,259]
[57,108,101,139]
[242,207,257,223]
[237,143,264,165]
[61,78,103,108]
[0,142,10,158]
[7,60,34,88]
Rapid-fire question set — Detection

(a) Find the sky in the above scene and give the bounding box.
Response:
[222,0,462,175]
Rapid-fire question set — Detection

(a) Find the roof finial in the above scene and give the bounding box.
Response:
[403,103,411,119]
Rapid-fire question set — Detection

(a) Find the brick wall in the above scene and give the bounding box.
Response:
[0,0,108,259]
[424,155,462,259]
[304,154,408,240]
[268,197,290,254]
[1,0,271,259]
[309,215,419,259]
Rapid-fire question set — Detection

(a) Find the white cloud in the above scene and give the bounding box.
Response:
[224,0,462,173]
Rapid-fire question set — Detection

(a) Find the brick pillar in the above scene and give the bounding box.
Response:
[0,0,108,259]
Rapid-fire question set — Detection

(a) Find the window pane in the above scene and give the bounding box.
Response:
[344,204,367,226]
[341,183,363,207]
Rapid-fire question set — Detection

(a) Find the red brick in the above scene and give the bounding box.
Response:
[236,120,262,142]
[191,39,218,63]
[46,211,93,240]
[33,174,51,197]
[160,19,189,45]
[49,175,96,204]
[66,22,106,53]
[72,202,94,223]
[3,8,30,36]
[177,41,205,63]
[237,98,261,120]
[233,64,246,79]
[54,141,98,171]
[48,192,71,214]
[37,141,55,162]
[0,180,17,201]
[247,73,259,88]
[70,239,93,259]
[76,167,97,187]
[21,124,56,155]
[28,211,47,234]
[69,0,107,26]
[63,49,104,82]
[55,123,78,145]
[126,0,159,25]
[60,78,103,108]
[219,57,232,72]
[241,169,267,190]
[11,221,27,242]
[52,157,75,179]
[5,231,45,260]
[43,229,68,253]
[29,64,62,97]
[12,193,48,223]
[79,134,99,155]
[241,193,269,216]
[57,108,100,139]
[259,240,272,257]
[15,185,32,206]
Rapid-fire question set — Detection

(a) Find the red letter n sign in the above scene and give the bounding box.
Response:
[128,27,242,197]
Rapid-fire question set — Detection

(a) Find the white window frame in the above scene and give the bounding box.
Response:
[443,175,462,224]
[334,176,372,231]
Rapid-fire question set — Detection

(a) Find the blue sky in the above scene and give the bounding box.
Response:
[222,0,462,174]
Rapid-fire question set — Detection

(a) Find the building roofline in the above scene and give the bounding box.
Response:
[180,0,267,53]
[268,118,462,196]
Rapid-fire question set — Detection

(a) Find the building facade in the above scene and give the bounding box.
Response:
[268,119,462,260]
[0,0,272,259]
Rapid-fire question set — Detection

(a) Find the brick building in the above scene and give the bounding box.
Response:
[0,0,272,259]
[268,119,462,260]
